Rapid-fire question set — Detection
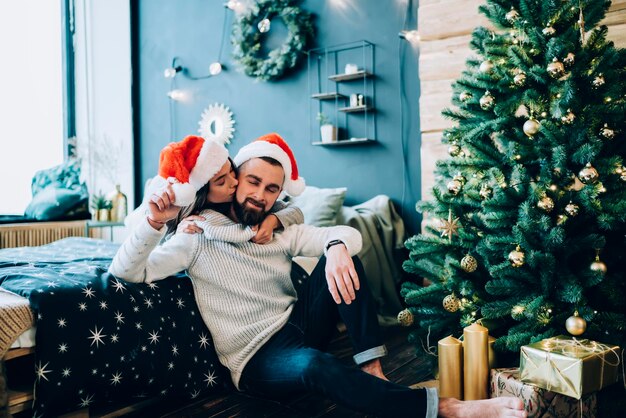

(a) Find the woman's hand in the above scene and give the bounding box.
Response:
[251,214,280,244]
[147,185,181,229]
[177,215,206,235]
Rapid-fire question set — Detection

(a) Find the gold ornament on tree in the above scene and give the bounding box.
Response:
[461,254,478,273]
[578,163,599,184]
[479,91,495,110]
[523,118,540,137]
[599,124,615,140]
[565,202,579,216]
[537,196,555,212]
[448,144,462,157]
[513,71,527,87]
[505,7,519,23]
[508,245,525,268]
[561,109,575,124]
[592,74,605,88]
[565,311,587,336]
[590,251,607,275]
[459,91,472,102]
[439,209,460,240]
[547,57,565,78]
[443,294,461,312]
[397,309,414,326]
[479,60,494,74]
[563,52,575,67]
[542,26,556,36]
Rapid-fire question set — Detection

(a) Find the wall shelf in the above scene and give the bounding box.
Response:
[307,41,376,146]
[312,138,376,146]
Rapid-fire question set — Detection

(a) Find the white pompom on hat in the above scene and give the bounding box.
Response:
[150,135,229,207]
[233,133,306,196]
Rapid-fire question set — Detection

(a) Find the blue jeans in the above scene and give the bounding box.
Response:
[239,257,428,418]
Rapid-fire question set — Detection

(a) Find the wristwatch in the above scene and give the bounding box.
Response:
[325,239,345,251]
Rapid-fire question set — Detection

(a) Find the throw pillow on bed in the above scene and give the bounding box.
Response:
[288,186,347,227]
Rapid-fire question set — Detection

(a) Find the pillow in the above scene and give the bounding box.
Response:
[289,186,347,227]
[24,187,88,220]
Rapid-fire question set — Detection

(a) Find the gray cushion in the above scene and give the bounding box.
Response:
[289,186,347,227]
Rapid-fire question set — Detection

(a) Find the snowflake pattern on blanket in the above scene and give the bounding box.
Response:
[0,237,228,417]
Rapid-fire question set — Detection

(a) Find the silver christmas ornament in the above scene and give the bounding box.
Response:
[537,196,555,212]
[459,91,472,102]
[600,124,615,140]
[565,202,579,217]
[257,18,271,33]
[479,91,495,110]
[513,72,527,87]
[547,58,565,78]
[578,163,599,185]
[561,110,575,124]
[505,8,520,23]
[447,179,463,195]
[523,118,540,137]
[508,246,525,268]
[563,52,575,67]
[592,74,605,88]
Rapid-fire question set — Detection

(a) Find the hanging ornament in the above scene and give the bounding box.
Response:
[459,91,472,102]
[592,74,605,88]
[565,311,587,336]
[542,26,556,36]
[599,124,615,140]
[397,309,414,326]
[590,252,607,275]
[257,17,271,33]
[443,294,461,312]
[479,91,495,110]
[523,118,540,137]
[578,163,599,184]
[563,52,576,67]
[508,245,525,268]
[438,209,460,240]
[537,196,555,212]
[460,254,478,273]
[621,171,626,182]
[447,179,463,195]
[547,58,565,78]
[479,60,494,74]
[505,7,520,23]
[565,173,585,191]
[565,202,579,216]
[513,72,527,87]
[448,144,462,157]
[561,109,575,124]
[479,185,493,200]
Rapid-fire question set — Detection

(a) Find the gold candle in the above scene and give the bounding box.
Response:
[463,323,489,400]
[488,335,497,369]
[438,335,463,399]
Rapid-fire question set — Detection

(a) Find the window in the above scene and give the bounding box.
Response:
[0,1,72,215]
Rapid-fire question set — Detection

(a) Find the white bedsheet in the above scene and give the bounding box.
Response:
[10,327,36,349]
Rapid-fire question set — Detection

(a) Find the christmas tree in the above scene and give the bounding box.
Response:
[400,0,625,357]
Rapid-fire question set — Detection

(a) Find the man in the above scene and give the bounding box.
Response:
[110,133,526,418]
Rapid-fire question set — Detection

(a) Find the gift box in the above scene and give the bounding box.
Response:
[520,335,620,399]
[491,368,597,418]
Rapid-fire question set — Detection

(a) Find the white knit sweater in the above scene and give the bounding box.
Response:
[108,210,362,388]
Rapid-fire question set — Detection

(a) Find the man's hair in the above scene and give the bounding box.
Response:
[239,156,282,169]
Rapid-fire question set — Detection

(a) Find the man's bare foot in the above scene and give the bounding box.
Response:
[439,397,526,418]
[360,359,389,381]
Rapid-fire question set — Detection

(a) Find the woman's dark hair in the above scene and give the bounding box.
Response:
[164,157,237,239]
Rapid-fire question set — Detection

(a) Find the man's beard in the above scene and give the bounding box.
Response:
[233,197,268,226]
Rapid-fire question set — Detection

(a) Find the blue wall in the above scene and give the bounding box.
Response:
[135,0,422,233]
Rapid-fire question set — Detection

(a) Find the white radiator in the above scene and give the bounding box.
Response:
[0,220,88,249]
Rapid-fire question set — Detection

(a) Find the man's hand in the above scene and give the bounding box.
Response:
[177,215,206,235]
[147,184,181,229]
[325,244,360,304]
[251,214,280,244]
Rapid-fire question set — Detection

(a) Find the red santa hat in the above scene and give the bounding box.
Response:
[150,135,229,207]
[233,133,305,196]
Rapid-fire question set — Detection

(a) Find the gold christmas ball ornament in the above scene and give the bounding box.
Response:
[547,58,565,78]
[459,91,473,102]
[513,72,527,87]
[447,179,463,195]
[565,312,587,336]
[542,26,556,36]
[590,255,607,275]
[561,110,575,124]
[397,309,414,326]
[592,74,605,88]
[563,52,575,67]
[479,91,495,110]
[599,124,615,140]
[448,144,462,157]
[480,60,494,74]
[578,163,599,185]
[537,196,555,212]
[508,245,525,268]
[565,202,579,217]
[523,118,540,137]
[479,185,493,200]
[505,7,520,23]
[443,294,461,312]
[461,254,478,273]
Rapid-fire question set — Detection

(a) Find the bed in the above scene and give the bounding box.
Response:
[0,237,228,417]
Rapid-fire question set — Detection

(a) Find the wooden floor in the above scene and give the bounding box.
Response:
[102,326,432,418]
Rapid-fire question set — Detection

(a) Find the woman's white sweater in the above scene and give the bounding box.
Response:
[108,210,362,388]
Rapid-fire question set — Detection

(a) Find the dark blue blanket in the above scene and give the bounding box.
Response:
[0,237,228,416]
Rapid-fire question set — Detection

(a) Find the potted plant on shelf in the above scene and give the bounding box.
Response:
[90,192,113,221]
[317,112,337,143]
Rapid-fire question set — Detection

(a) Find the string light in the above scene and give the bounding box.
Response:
[166,89,186,101]
[163,65,182,78]
[209,62,223,76]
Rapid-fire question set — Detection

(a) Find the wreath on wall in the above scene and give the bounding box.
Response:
[231,0,314,82]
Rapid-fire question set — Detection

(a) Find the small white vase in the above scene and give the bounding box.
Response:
[320,124,337,143]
